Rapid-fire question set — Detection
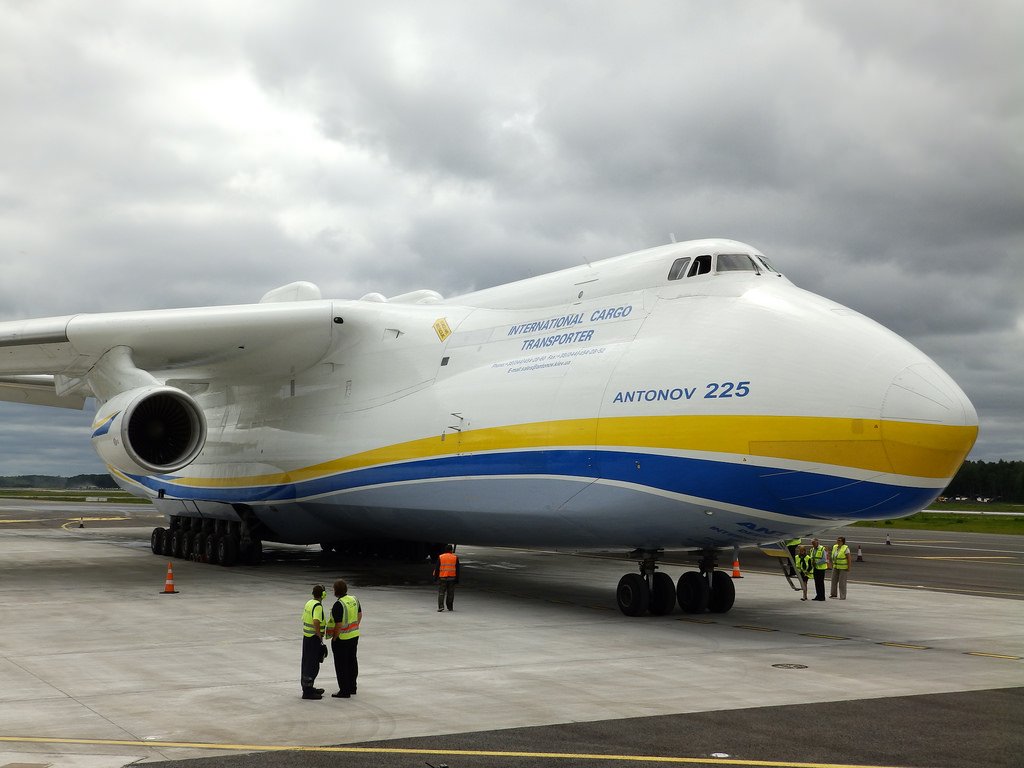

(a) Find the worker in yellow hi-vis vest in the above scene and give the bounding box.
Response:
[795,545,814,601]
[830,535,853,599]
[300,585,326,700]
[810,538,829,601]
[326,579,361,698]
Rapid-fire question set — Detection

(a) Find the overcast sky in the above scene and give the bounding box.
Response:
[1,1,1021,475]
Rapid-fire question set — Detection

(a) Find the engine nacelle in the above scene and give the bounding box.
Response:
[91,386,207,476]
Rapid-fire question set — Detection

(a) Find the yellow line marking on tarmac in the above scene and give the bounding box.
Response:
[878,642,930,650]
[0,736,914,767]
[678,617,716,624]
[733,625,777,632]
[964,652,1022,660]
[801,633,848,640]
[0,519,41,523]
[866,539,957,544]
[60,516,129,530]
[848,553,1021,563]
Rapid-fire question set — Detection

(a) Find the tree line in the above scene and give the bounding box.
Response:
[0,474,118,490]
[942,460,1024,503]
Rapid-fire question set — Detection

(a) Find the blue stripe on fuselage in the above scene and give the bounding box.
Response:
[130,449,937,521]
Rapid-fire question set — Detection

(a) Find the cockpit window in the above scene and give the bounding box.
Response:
[687,254,712,277]
[716,254,760,273]
[757,255,779,273]
[667,257,691,280]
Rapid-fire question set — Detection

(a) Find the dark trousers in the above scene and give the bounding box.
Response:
[332,636,359,694]
[438,578,456,610]
[301,635,322,693]
[813,569,826,600]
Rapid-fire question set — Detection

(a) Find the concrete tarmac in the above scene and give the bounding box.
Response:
[0,501,1022,767]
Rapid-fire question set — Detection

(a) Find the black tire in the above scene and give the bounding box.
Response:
[150,527,165,555]
[676,571,710,613]
[171,529,186,559]
[217,534,239,567]
[190,532,207,561]
[161,528,173,557]
[204,533,219,565]
[649,572,677,615]
[616,573,650,616]
[183,531,197,559]
[708,570,736,613]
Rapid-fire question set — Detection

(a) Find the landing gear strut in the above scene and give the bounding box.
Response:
[615,548,735,617]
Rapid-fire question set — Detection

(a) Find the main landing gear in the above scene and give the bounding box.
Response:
[616,549,736,617]
[150,515,261,567]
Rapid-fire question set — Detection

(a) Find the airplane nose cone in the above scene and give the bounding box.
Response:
[883,362,977,427]
[879,361,978,481]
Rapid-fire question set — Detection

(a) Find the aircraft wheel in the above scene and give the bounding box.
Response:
[191,532,207,561]
[183,531,197,559]
[708,570,736,613]
[160,529,173,557]
[170,529,186,559]
[204,533,220,565]
[616,573,650,616]
[649,572,677,615]
[150,527,165,555]
[676,571,710,613]
[217,534,239,567]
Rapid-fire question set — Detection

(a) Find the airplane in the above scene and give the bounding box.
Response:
[0,238,978,616]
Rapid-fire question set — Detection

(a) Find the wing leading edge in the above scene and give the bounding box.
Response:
[0,301,339,399]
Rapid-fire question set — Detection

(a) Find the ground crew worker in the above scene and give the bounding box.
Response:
[326,579,361,698]
[300,585,327,700]
[810,538,828,601]
[795,545,814,601]
[830,535,852,599]
[433,544,460,611]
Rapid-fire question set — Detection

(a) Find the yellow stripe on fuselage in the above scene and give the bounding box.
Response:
[167,416,977,490]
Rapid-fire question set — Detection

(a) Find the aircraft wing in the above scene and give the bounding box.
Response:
[0,301,338,399]
[0,375,87,409]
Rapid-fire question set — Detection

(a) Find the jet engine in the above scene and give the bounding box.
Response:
[91,386,207,476]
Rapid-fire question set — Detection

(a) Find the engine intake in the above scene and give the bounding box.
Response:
[91,386,207,476]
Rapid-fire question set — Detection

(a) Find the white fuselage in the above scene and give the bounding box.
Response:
[115,239,976,549]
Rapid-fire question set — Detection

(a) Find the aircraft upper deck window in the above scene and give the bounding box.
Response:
[716,254,760,274]
[668,257,691,280]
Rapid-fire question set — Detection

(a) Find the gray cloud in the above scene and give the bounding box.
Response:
[0,0,1021,474]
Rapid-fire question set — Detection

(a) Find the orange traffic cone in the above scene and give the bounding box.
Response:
[160,562,179,594]
[731,557,743,578]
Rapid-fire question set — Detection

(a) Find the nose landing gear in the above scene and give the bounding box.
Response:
[615,548,736,617]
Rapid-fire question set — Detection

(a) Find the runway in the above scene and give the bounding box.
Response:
[0,500,1021,767]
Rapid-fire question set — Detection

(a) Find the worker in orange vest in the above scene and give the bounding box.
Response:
[433,544,461,612]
